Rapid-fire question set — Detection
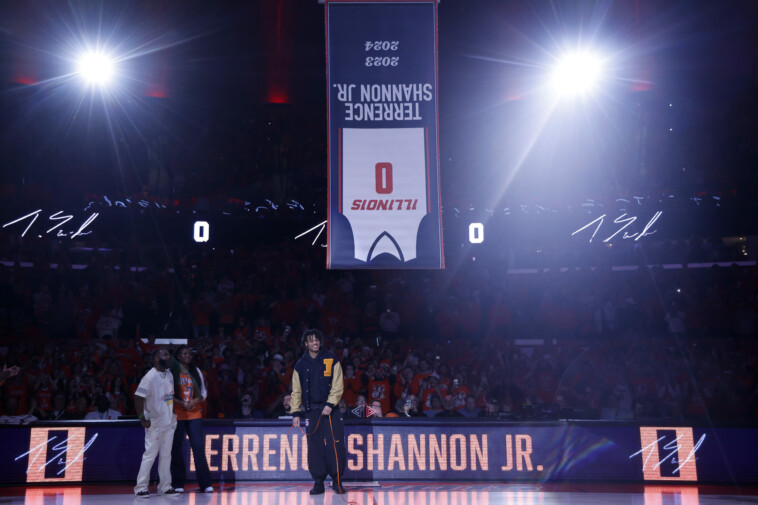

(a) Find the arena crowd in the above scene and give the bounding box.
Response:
[1,237,756,424]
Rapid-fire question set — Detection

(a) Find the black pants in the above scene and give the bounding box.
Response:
[306,409,346,482]
[171,418,212,489]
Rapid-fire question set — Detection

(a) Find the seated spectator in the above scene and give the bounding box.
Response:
[424,395,444,417]
[369,400,383,418]
[70,396,92,420]
[436,396,464,418]
[48,392,70,421]
[398,395,424,418]
[346,394,368,418]
[0,396,37,425]
[389,398,406,417]
[478,399,501,418]
[337,398,348,417]
[459,396,481,418]
[266,392,292,419]
[110,393,127,415]
[85,394,122,420]
[234,393,265,419]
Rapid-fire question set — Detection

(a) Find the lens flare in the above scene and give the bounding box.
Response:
[550,51,605,97]
[76,51,115,86]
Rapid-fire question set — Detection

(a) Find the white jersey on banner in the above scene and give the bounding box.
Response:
[342,127,428,262]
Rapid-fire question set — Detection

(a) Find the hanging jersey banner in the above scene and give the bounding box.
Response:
[326,0,444,269]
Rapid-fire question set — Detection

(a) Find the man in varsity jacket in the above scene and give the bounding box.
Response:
[290,329,346,495]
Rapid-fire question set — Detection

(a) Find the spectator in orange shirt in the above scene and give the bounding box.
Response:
[191,298,213,339]
[99,360,129,395]
[421,373,448,412]
[342,362,361,407]
[30,374,54,418]
[232,317,252,347]
[450,374,470,411]
[170,345,213,493]
[3,372,29,414]
[261,354,289,407]
[111,336,141,378]
[362,362,393,414]
[411,358,433,396]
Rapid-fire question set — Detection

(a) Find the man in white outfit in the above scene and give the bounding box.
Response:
[134,348,180,498]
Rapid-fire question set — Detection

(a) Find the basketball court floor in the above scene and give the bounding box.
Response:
[3,482,758,505]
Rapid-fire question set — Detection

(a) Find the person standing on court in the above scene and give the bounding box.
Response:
[170,345,213,493]
[290,329,346,495]
[134,348,180,498]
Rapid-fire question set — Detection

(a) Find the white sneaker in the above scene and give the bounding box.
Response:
[174,488,184,493]
[203,487,213,493]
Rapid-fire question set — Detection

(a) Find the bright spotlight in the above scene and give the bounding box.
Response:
[550,51,605,97]
[76,51,116,87]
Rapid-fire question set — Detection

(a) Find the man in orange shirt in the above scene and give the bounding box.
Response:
[342,362,362,408]
[411,358,433,395]
[2,372,28,413]
[421,373,448,412]
[364,361,394,414]
[112,336,141,379]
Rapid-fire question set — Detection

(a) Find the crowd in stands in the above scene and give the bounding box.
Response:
[1,236,757,425]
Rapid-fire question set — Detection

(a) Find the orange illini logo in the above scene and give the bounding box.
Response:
[632,427,704,481]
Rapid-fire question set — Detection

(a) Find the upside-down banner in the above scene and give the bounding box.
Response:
[326,0,444,269]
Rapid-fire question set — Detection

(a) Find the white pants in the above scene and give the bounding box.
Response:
[135,423,176,494]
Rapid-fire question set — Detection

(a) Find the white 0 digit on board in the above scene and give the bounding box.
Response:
[193,221,210,243]
[469,223,484,244]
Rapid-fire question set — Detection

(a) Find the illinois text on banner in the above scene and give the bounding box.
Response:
[326,0,444,269]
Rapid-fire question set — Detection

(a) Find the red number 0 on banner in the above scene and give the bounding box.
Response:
[375,163,393,194]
